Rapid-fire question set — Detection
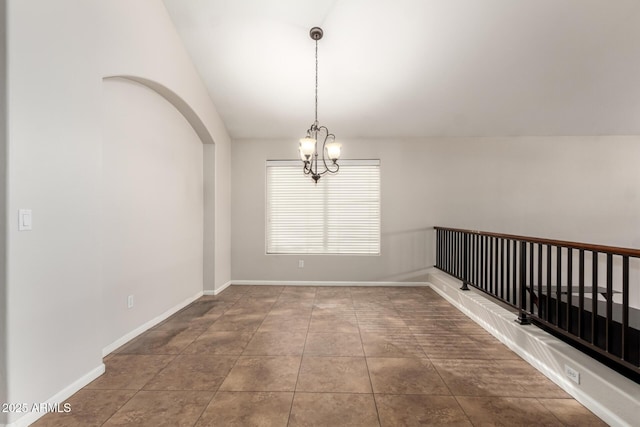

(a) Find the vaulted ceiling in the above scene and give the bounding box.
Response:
[163,0,640,139]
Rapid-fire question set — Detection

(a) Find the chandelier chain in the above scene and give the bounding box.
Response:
[315,39,319,124]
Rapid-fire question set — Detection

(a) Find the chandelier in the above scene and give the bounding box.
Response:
[299,27,341,183]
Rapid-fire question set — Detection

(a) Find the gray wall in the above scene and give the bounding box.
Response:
[231,136,640,284]
[232,138,437,282]
[204,144,216,291]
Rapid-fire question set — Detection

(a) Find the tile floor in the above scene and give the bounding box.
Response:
[33,285,607,426]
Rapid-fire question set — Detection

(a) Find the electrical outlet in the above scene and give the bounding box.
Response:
[564,364,580,384]
[127,295,134,309]
[298,260,304,268]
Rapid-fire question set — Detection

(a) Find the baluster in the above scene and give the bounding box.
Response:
[474,233,478,286]
[578,249,585,339]
[537,244,543,318]
[529,242,534,313]
[491,237,500,295]
[556,246,562,328]
[591,251,598,346]
[447,231,456,275]
[509,240,518,305]
[622,256,629,361]
[506,240,511,302]
[546,245,552,322]
[489,237,494,295]
[483,235,488,292]
[449,230,453,274]
[517,241,531,324]
[461,232,469,291]
[436,229,440,269]
[606,253,613,353]
[567,247,573,333]
[500,238,505,299]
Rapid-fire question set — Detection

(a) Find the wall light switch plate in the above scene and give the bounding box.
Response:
[19,209,32,231]
[298,260,304,268]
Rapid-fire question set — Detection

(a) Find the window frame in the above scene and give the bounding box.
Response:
[265,159,381,256]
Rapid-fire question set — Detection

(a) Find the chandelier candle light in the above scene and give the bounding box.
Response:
[299,27,341,183]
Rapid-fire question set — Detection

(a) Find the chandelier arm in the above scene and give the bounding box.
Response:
[303,161,312,174]
[317,162,339,176]
[319,127,339,174]
[320,159,339,175]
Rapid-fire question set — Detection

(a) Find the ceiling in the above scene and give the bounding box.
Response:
[163,0,640,139]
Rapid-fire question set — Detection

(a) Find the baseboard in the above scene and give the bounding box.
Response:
[427,269,638,427]
[209,280,233,295]
[5,364,105,427]
[229,280,429,287]
[102,290,204,356]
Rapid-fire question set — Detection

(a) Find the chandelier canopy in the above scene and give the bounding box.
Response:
[299,27,341,183]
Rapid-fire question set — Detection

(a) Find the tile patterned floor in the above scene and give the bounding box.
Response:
[33,285,607,426]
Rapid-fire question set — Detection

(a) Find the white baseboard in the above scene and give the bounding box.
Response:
[6,364,105,427]
[427,269,638,427]
[203,281,232,296]
[229,280,429,287]
[102,290,204,356]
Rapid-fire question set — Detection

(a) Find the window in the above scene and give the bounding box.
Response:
[266,160,380,255]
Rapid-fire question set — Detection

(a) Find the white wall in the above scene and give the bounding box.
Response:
[231,136,640,283]
[7,2,103,422]
[101,78,204,348]
[5,1,231,424]
[0,0,8,423]
[431,137,640,248]
[101,0,232,292]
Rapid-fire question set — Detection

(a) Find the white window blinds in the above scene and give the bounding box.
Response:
[266,160,380,255]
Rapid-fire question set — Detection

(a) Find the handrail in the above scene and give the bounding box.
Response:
[434,226,640,381]
[434,226,640,258]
